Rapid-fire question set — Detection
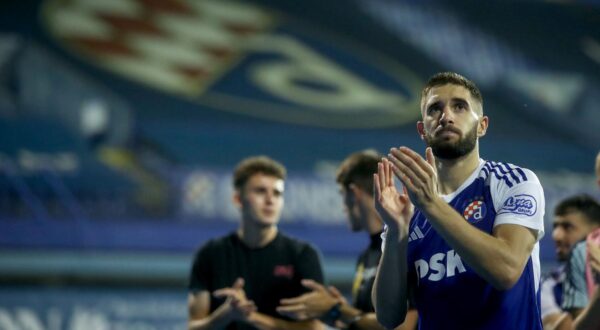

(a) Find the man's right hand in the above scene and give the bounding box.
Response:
[374,158,413,233]
[213,278,257,322]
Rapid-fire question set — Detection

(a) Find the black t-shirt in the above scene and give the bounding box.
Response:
[352,232,382,312]
[189,231,325,330]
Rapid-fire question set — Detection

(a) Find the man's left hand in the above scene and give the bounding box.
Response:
[276,279,342,321]
[388,147,439,210]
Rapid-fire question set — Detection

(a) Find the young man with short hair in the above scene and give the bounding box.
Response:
[188,156,325,330]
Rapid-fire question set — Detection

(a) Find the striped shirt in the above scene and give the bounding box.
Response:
[562,241,589,310]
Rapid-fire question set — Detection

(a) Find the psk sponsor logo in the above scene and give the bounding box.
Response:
[41,0,422,128]
[414,249,466,283]
[499,194,537,216]
[463,200,486,224]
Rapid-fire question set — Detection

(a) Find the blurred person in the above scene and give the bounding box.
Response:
[542,195,600,329]
[549,196,600,330]
[276,150,418,329]
[572,233,600,330]
[187,156,325,330]
[595,151,600,187]
[571,152,600,330]
[372,72,545,329]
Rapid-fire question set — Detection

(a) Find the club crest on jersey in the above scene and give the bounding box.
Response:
[499,194,537,216]
[463,200,486,224]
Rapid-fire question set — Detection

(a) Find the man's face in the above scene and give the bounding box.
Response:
[236,173,284,227]
[340,185,364,232]
[552,211,596,261]
[419,84,485,159]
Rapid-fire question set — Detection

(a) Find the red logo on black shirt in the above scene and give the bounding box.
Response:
[274,265,294,278]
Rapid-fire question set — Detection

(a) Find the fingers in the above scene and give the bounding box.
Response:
[378,160,386,189]
[232,299,257,318]
[232,277,244,289]
[373,173,381,200]
[301,279,325,291]
[425,147,435,168]
[388,157,418,193]
[276,304,306,313]
[387,147,440,198]
[586,241,600,273]
[276,304,308,320]
[327,286,343,300]
[232,298,254,308]
[389,148,430,184]
[214,279,246,300]
[213,288,238,298]
[384,158,392,187]
[279,294,308,306]
[401,147,436,176]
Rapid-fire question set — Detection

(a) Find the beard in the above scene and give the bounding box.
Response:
[425,124,478,160]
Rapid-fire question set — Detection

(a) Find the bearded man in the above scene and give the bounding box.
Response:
[372,72,545,330]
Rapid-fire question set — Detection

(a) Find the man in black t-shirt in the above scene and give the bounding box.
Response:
[277,150,417,329]
[188,156,325,330]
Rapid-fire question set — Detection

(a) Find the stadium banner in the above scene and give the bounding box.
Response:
[0,0,598,262]
[0,286,185,330]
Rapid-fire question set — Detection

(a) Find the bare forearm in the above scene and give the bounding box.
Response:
[543,312,573,330]
[189,311,232,330]
[422,198,532,289]
[350,313,386,330]
[373,227,409,328]
[248,312,323,330]
[348,312,417,330]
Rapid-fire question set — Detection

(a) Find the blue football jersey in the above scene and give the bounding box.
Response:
[405,159,545,330]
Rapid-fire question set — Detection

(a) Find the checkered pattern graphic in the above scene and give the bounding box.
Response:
[463,200,483,220]
[43,0,273,95]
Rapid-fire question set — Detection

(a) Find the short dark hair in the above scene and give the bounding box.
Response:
[421,72,483,109]
[554,194,600,226]
[233,156,286,190]
[336,149,382,196]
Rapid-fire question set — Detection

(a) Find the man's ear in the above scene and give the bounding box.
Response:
[417,121,426,140]
[478,116,489,137]
[348,183,361,199]
[232,189,242,208]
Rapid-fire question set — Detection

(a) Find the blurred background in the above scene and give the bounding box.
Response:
[0,0,598,328]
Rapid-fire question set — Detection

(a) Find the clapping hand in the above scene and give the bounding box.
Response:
[213,278,257,321]
[387,147,439,210]
[374,158,414,232]
[277,279,342,321]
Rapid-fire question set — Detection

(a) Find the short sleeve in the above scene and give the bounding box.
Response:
[492,168,545,241]
[296,243,325,286]
[562,242,589,310]
[188,243,212,293]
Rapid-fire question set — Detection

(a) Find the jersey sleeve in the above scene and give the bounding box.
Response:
[296,243,325,286]
[491,168,545,241]
[188,243,212,293]
[562,241,589,310]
